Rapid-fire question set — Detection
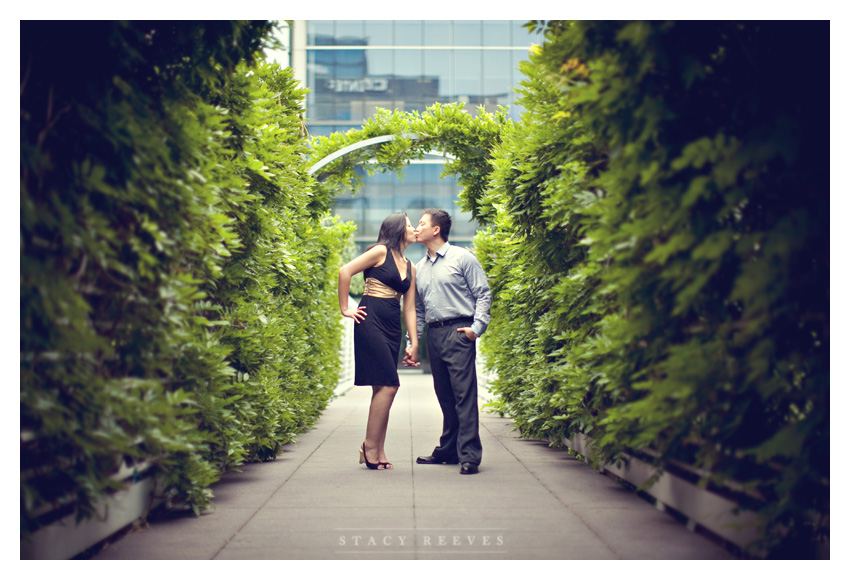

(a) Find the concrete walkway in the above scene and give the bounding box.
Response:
[94,371,733,560]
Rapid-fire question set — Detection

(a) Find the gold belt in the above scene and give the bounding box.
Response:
[363,278,403,301]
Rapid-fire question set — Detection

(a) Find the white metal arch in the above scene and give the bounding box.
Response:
[307,133,456,176]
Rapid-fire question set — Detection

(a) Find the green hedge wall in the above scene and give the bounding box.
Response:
[473,21,828,557]
[21,21,350,536]
[309,103,505,207]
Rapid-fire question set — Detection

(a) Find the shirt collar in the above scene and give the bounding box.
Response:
[429,241,451,262]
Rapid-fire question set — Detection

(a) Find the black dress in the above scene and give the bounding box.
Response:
[354,246,412,386]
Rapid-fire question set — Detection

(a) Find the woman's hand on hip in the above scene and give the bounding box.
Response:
[342,306,367,323]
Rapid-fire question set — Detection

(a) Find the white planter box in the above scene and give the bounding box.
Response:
[566,433,762,551]
[21,476,155,560]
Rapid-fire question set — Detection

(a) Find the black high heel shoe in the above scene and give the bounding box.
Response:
[360,442,383,470]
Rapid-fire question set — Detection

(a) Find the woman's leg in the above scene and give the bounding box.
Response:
[375,385,398,465]
[365,385,399,468]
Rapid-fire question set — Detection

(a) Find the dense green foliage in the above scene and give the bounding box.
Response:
[310,103,505,206]
[475,21,829,557]
[21,21,350,536]
[308,21,829,558]
[22,18,828,558]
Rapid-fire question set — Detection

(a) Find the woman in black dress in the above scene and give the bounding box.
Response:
[338,213,419,470]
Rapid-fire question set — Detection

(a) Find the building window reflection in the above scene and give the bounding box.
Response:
[299,20,542,253]
[453,21,482,47]
[395,21,422,46]
[365,21,392,45]
[423,21,452,46]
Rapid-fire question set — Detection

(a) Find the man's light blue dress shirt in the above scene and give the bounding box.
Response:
[413,241,492,340]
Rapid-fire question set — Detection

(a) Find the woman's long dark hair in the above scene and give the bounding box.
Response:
[370,212,408,256]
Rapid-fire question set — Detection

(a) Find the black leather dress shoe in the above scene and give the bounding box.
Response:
[416,455,460,465]
[460,462,479,475]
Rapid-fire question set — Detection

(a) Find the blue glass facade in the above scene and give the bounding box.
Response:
[297,20,542,261]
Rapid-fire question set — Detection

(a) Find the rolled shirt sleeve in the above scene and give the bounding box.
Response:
[463,253,492,338]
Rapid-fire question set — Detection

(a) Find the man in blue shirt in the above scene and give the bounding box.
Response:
[404,208,491,474]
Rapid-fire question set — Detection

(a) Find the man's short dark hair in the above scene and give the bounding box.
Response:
[422,208,452,241]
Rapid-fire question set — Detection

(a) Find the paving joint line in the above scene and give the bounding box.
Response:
[478,405,622,560]
[210,390,366,559]
[406,383,422,560]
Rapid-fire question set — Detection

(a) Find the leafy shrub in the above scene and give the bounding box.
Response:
[310,103,505,207]
[474,21,829,557]
[21,21,349,536]
[258,20,828,556]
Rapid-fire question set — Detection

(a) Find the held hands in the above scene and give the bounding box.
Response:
[341,305,367,323]
[402,345,420,367]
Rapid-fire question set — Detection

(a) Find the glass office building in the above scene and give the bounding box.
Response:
[289,20,543,261]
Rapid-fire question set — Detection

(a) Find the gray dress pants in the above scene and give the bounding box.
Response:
[427,321,482,465]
